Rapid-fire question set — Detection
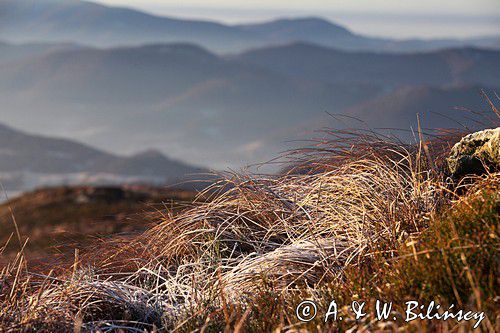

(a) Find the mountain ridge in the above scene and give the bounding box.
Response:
[343,85,500,131]
[0,122,208,193]
[235,42,500,88]
[0,41,498,169]
[1,0,498,53]
[236,17,354,39]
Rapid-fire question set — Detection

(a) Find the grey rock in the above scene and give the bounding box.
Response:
[447,127,500,178]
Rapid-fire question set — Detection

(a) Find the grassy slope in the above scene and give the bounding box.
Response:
[0,130,498,332]
[174,169,499,332]
[0,186,197,261]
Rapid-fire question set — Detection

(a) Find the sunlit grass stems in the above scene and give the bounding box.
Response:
[1,128,498,332]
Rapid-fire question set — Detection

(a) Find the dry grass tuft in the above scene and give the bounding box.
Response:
[1,127,498,332]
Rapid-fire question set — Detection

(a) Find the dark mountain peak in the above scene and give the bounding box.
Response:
[131,149,167,160]
[0,0,255,52]
[127,148,205,172]
[0,121,207,191]
[0,122,16,133]
[269,17,349,30]
[237,16,352,38]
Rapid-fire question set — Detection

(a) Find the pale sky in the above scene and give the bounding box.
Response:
[95,0,500,38]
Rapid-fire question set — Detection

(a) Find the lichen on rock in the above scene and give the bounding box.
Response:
[447,127,500,178]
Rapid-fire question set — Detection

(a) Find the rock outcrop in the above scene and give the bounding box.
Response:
[447,127,499,178]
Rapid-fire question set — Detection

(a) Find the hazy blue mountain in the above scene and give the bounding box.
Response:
[0,41,82,64]
[0,122,207,193]
[466,35,500,50]
[343,85,499,132]
[0,0,260,52]
[236,43,500,88]
[0,42,496,170]
[0,43,386,168]
[237,17,500,53]
[236,17,415,52]
[236,17,368,48]
[272,85,498,154]
[1,0,498,53]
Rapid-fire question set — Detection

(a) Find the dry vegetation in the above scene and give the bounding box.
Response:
[0,125,498,332]
[0,186,197,266]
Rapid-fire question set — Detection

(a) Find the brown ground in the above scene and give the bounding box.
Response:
[0,185,198,267]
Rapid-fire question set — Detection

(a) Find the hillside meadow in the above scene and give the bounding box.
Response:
[1,118,498,331]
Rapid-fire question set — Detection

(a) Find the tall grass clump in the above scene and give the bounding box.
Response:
[0,126,498,332]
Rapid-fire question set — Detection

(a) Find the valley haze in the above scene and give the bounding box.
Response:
[0,0,498,193]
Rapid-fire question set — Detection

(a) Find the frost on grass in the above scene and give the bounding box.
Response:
[1,128,498,332]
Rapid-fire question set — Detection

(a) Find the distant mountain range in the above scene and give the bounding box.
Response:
[0,41,497,170]
[0,41,81,63]
[0,122,208,194]
[236,43,500,88]
[1,0,499,53]
[0,42,384,168]
[344,85,499,131]
[0,0,498,185]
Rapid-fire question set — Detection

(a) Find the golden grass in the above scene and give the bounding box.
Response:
[0,128,498,332]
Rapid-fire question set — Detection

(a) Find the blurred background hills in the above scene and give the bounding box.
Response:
[0,0,499,195]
